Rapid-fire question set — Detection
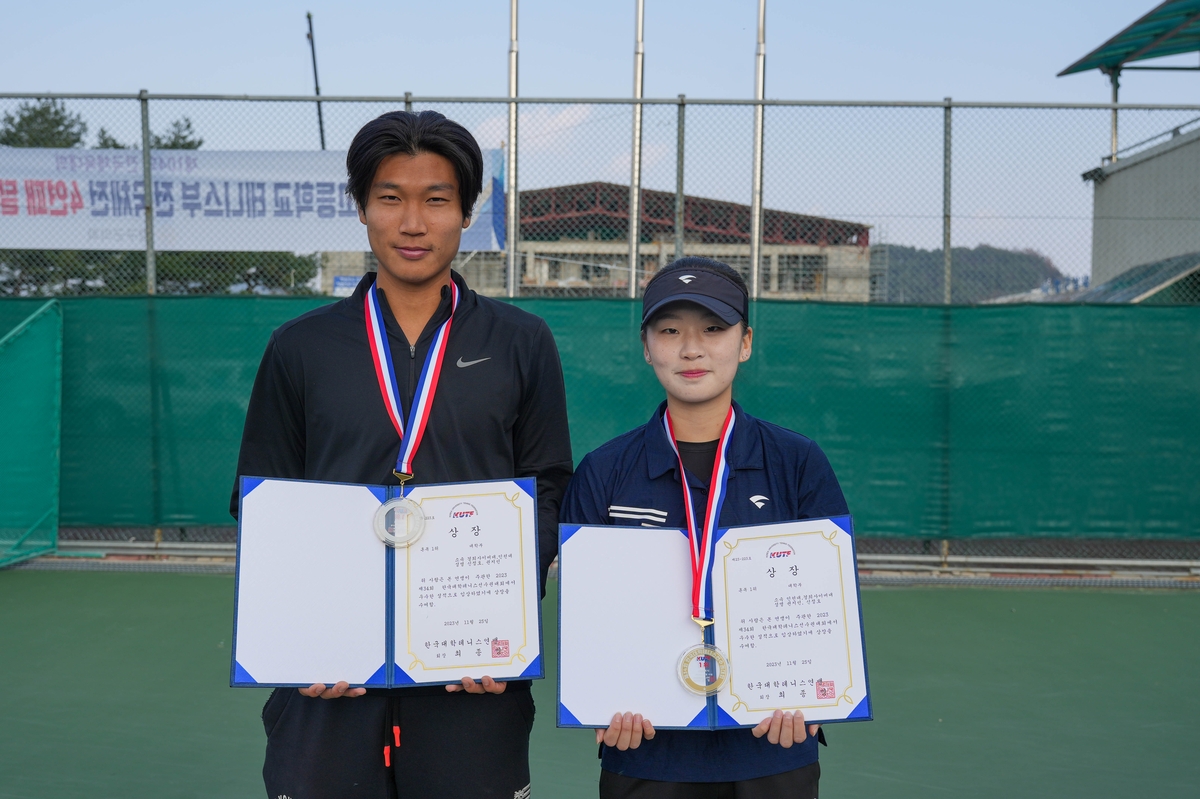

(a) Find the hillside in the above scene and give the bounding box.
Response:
[880,245,1065,304]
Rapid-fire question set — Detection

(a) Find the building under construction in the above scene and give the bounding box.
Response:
[325,181,878,301]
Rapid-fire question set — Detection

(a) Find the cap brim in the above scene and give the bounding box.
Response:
[641,294,744,326]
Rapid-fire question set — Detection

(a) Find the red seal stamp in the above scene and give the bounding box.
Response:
[491,639,510,658]
[816,679,836,699]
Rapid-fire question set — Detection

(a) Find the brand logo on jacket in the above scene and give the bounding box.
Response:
[456,356,490,368]
[750,495,769,508]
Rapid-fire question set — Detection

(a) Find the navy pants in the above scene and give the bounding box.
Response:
[261,687,535,799]
[599,762,819,799]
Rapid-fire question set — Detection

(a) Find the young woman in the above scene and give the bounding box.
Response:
[560,257,849,798]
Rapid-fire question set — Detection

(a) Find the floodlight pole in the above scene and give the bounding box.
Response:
[627,0,646,298]
[675,94,686,262]
[748,0,767,301]
[505,0,520,298]
[306,13,326,151]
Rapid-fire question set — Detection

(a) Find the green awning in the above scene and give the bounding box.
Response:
[1059,0,1200,76]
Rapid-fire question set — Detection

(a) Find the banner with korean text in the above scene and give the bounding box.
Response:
[0,148,505,252]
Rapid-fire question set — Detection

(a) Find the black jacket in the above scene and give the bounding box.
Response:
[231,270,573,595]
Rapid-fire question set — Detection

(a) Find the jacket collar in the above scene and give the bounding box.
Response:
[644,399,765,486]
[350,269,475,344]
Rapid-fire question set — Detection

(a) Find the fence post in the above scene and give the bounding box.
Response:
[405,91,413,113]
[627,0,646,298]
[748,0,767,300]
[505,0,520,298]
[139,90,157,295]
[942,96,952,305]
[675,94,686,262]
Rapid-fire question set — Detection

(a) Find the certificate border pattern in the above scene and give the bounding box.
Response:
[722,526,859,714]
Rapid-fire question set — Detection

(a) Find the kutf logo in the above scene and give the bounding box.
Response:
[449,502,478,519]
[767,542,794,559]
[695,656,717,685]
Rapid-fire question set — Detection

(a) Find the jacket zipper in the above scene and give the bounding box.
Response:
[407,344,416,408]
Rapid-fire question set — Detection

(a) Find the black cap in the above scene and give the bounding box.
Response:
[642,266,748,326]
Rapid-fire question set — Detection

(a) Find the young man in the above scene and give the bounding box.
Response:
[232,111,573,798]
[560,257,847,798]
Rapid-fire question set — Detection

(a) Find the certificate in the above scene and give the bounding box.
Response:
[231,476,543,688]
[557,516,870,729]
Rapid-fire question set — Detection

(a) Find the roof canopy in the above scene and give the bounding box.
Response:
[1059,0,1200,76]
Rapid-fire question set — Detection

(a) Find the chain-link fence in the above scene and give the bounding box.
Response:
[2,92,1200,304]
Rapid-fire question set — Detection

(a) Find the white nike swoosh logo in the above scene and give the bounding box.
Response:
[456,357,491,368]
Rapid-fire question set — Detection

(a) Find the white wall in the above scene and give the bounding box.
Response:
[1092,128,1200,285]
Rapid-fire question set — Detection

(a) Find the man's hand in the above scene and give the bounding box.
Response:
[595,712,655,751]
[299,681,367,699]
[751,710,819,748]
[445,675,507,694]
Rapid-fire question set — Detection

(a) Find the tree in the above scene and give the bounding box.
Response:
[94,116,204,150]
[94,127,127,149]
[881,245,1065,304]
[0,99,87,148]
[151,117,203,150]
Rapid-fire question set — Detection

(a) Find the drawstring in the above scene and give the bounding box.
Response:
[383,697,401,768]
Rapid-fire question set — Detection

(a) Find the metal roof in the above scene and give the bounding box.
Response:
[1059,1,1200,76]
[1072,251,1200,302]
[519,182,870,247]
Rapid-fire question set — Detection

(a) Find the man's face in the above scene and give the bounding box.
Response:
[358,151,469,287]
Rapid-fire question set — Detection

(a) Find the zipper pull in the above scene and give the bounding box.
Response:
[409,345,416,359]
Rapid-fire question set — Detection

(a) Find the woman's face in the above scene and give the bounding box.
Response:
[643,302,753,407]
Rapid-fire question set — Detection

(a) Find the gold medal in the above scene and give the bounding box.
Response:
[678,643,729,696]
[373,496,425,548]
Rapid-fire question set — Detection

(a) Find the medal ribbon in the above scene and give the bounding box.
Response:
[662,406,736,622]
[364,279,460,480]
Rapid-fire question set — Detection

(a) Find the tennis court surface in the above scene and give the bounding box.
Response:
[1,570,1196,798]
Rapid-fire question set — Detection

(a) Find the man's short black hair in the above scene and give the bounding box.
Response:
[345,110,483,220]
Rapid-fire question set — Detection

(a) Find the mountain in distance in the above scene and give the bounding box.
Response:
[879,244,1065,304]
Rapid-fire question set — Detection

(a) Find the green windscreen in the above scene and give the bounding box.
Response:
[0,297,1194,538]
[0,301,62,567]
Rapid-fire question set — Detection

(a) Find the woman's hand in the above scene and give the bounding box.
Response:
[298,681,367,699]
[596,712,656,751]
[445,676,507,694]
[752,710,819,748]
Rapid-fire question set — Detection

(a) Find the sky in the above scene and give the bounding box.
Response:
[5,0,1200,103]
[5,0,1199,280]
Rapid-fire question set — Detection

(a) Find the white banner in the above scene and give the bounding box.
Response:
[0,148,505,252]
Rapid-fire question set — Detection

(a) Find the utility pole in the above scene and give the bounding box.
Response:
[306,12,326,150]
[627,0,646,298]
[505,0,520,298]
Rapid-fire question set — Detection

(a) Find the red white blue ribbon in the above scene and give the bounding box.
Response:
[364,279,460,480]
[663,406,736,622]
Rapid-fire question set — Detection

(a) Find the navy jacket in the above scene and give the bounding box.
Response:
[560,400,849,783]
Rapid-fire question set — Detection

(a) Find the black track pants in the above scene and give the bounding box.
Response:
[599,762,819,799]
[261,687,535,799]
